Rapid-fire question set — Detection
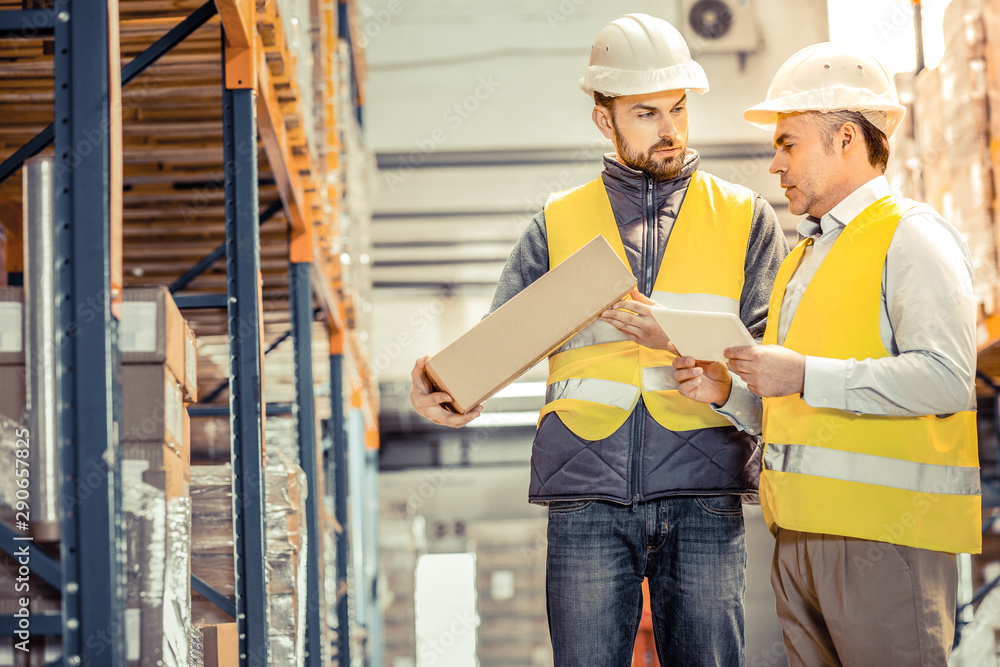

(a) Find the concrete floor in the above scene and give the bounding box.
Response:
[743,505,788,667]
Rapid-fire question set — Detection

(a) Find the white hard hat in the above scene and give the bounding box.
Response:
[744,42,906,137]
[580,13,710,97]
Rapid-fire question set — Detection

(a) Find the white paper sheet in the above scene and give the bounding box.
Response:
[649,307,757,363]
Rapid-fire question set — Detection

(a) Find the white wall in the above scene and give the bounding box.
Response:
[361,0,830,151]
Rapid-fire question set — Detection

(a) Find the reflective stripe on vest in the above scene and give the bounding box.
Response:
[765,443,981,497]
[540,171,754,439]
[760,195,981,554]
[546,378,641,411]
[643,366,679,393]
[552,319,630,354]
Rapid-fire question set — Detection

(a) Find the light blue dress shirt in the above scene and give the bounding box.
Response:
[715,176,977,435]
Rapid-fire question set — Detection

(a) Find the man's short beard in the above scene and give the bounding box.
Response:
[611,117,687,181]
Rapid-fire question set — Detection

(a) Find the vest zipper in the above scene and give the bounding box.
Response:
[631,176,656,509]
[643,177,656,297]
[630,405,644,510]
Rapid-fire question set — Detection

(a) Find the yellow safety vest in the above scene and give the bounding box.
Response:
[541,171,754,439]
[761,195,981,554]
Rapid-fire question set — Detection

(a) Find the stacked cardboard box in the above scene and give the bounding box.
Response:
[120,286,197,666]
[915,0,999,314]
[121,286,195,503]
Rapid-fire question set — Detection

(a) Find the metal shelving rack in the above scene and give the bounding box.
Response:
[0,0,377,665]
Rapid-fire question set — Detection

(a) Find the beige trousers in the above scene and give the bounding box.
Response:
[771,528,957,667]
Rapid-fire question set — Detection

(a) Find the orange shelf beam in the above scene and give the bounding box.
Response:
[252,0,377,431]
[216,0,256,90]
[978,313,1000,353]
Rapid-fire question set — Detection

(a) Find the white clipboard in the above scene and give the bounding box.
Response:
[649,307,757,362]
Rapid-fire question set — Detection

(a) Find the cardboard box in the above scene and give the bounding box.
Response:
[0,364,25,424]
[425,235,636,414]
[184,322,198,403]
[122,365,185,446]
[121,287,191,397]
[123,436,190,500]
[0,287,23,365]
[203,623,238,667]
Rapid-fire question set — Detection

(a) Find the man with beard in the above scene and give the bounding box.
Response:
[410,13,787,666]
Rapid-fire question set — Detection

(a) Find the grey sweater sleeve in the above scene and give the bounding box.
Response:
[740,195,789,339]
[488,211,549,314]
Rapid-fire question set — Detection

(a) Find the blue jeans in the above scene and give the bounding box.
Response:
[546,496,747,667]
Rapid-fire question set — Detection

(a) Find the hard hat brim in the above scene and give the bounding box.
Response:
[580,62,710,97]
[743,87,906,138]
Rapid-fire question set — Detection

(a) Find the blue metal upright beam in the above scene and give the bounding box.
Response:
[329,353,351,665]
[290,262,323,666]
[222,63,269,665]
[53,0,126,663]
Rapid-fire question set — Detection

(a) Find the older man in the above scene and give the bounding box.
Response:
[674,43,982,666]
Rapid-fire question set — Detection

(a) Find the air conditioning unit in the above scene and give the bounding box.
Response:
[679,0,763,56]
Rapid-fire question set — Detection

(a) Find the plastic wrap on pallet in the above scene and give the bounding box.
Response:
[123,479,191,667]
[0,417,26,526]
[265,450,309,664]
[269,632,298,666]
[268,594,302,665]
[265,415,300,465]
[187,454,312,659]
[268,593,297,639]
[191,464,234,515]
[265,451,305,552]
[267,551,297,595]
[190,620,205,667]
[191,464,235,554]
[190,464,236,626]
[294,509,308,662]
[163,496,192,667]
[124,475,165,665]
